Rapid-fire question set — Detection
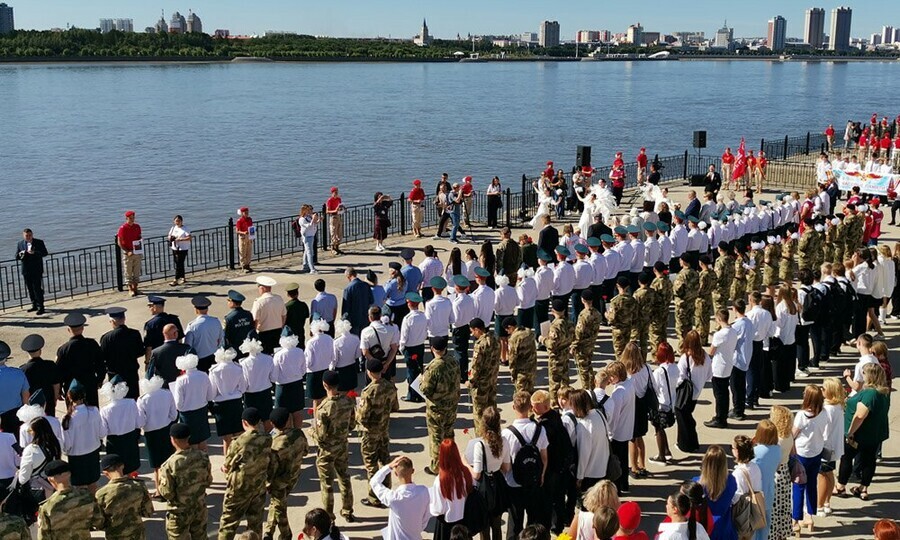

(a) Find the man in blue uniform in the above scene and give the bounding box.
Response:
[143,296,183,362]
[184,295,223,372]
[99,307,144,399]
[224,290,255,353]
[55,313,105,407]
[400,248,423,295]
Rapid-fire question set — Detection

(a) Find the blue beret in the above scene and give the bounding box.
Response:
[574,244,589,254]
[658,222,670,232]
[537,250,554,262]
[674,210,686,219]
[555,246,570,257]
[614,226,628,236]
[430,276,447,289]
[643,222,657,232]
[600,234,615,243]
[227,289,246,302]
[626,225,640,234]
[405,292,424,303]
[68,379,86,394]
[587,237,602,247]
[453,275,470,288]
[281,325,294,337]
[110,374,126,385]
[688,215,700,223]
[474,267,490,278]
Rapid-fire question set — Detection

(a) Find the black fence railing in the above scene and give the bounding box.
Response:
[0,130,828,311]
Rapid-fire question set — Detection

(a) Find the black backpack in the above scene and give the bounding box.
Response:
[508,423,544,488]
[825,280,845,320]
[801,285,826,324]
[640,365,659,416]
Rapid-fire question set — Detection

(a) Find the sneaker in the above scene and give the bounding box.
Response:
[823,506,833,515]
[796,369,810,379]
[648,456,667,465]
[703,420,728,429]
[816,509,826,518]
[875,333,885,340]
[432,235,442,240]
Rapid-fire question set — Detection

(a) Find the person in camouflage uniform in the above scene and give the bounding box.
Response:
[571,290,601,390]
[505,318,537,395]
[695,255,716,347]
[730,244,748,303]
[779,228,797,283]
[631,272,660,357]
[608,277,637,360]
[713,242,734,311]
[824,217,837,264]
[158,423,213,540]
[797,219,815,273]
[843,205,865,256]
[650,261,674,347]
[219,408,272,540]
[419,336,460,474]
[469,318,500,434]
[763,238,780,293]
[358,358,400,507]
[95,454,153,540]
[37,460,104,540]
[314,370,356,521]
[543,298,574,404]
[831,215,846,265]
[746,241,763,294]
[810,221,824,271]
[0,512,29,540]
[674,255,699,348]
[265,407,309,539]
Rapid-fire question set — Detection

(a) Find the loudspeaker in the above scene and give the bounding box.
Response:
[693,131,707,149]
[689,174,707,187]
[576,145,592,168]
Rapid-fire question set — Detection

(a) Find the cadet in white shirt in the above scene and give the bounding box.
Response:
[613,227,634,276]
[370,456,431,540]
[274,331,309,427]
[643,222,661,271]
[470,267,496,328]
[501,391,550,539]
[494,273,518,363]
[572,245,594,321]
[627,225,646,289]
[16,391,62,448]
[305,319,335,411]
[99,376,143,474]
[746,291,774,408]
[606,361,635,494]
[670,214,690,272]
[601,235,623,297]
[61,379,106,490]
[171,353,216,450]
[516,266,538,330]
[239,337,276,432]
[551,246,575,308]
[705,309,738,429]
[209,347,248,455]
[424,276,453,338]
[418,246,445,302]
[534,251,555,341]
[137,375,177,494]
[361,306,401,380]
[586,238,607,313]
[332,318,361,391]
[400,293,428,402]
[451,275,476,383]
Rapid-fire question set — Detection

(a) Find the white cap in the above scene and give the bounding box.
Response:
[255,276,277,287]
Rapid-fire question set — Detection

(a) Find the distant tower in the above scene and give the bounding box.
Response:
[714,20,734,49]
[155,10,168,34]
[804,8,825,48]
[186,10,202,33]
[414,18,433,46]
[169,11,186,34]
[0,3,14,35]
[828,7,852,52]
[539,20,560,47]
[767,15,787,52]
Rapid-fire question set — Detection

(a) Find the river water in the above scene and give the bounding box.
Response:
[1,59,898,250]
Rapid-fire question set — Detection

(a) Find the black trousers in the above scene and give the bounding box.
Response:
[570,288,585,322]
[422,287,434,302]
[505,486,543,540]
[534,298,550,340]
[551,295,570,316]
[487,196,502,228]
[452,325,470,383]
[838,442,878,487]
[711,376,730,424]
[612,186,624,205]
[404,344,426,401]
[774,343,796,392]
[197,354,215,374]
[388,302,410,327]
[810,322,829,366]
[258,328,281,355]
[23,271,44,309]
[172,250,188,280]
[747,341,764,404]
[610,439,630,493]
[675,399,699,452]
[541,470,571,534]
[796,324,811,372]
[729,368,747,416]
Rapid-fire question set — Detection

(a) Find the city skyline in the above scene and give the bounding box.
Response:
[4,0,898,39]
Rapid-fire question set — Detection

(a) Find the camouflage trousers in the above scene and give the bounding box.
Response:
[217,485,266,540]
[316,450,354,518]
[650,320,668,351]
[266,487,293,539]
[779,259,793,283]
[833,245,845,266]
[510,365,535,396]
[763,267,778,287]
[165,504,208,540]
[823,244,834,265]
[797,254,811,274]
[674,301,695,349]
[611,329,630,361]
[695,299,713,346]
[547,353,570,405]
[746,272,760,296]
[360,431,391,502]
[730,280,747,305]
[573,348,595,391]
[470,386,496,435]
[426,407,457,470]
[630,325,650,359]
[713,289,729,312]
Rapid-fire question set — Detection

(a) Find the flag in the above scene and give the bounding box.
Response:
[732,138,747,181]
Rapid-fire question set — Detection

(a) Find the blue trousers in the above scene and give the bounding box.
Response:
[791,453,821,520]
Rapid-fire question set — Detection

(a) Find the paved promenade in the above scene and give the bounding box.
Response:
[1,181,897,539]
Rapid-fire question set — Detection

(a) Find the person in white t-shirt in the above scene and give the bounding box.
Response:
[705,309,737,429]
[607,361,635,494]
[791,385,829,532]
[463,406,510,540]
[817,378,846,518]
[657,490,711,540]
[370,456,431,540]
[843,333,877,395]
[501,391,549,539]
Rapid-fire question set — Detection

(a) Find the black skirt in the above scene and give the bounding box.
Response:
[244,388,274,421]
[495,315,513,338]
[211,398,243,436]
[306,370,327,400]
[336,364,358,393]
[178,407,211,444]
[633,396,650,438]
[144,425,174,469]
[106,430,141,474]
[275,380,305,413]
[69,448,101,487]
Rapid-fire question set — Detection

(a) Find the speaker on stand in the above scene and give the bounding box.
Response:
[576,145,592,168]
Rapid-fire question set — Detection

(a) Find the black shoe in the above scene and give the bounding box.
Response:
[26,307,37,312]
[745,403,755,411]
[361,498,386,509]
[424,466,438,476]
[704,420,728,429]
[342,513,355,523]
[36,309,45,315]
[727,411,746,420]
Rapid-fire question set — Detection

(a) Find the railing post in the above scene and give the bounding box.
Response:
[400,193,407,236]
[114,237,124,292]
[760,138,765,153]
[505,188,512,227]
[520,174,527,221]
[317,204,325,263]
[805,132,811,155]
[783,135,789,160]
[227,218,235,270]
[682,150,688,180]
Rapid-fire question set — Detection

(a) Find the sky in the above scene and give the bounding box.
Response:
[7,1,895,39]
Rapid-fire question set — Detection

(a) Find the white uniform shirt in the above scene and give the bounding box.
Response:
[609,380,635,441]
[676,354,713,399]
[616,241,634,269]
[747,305,774,346]
[573,260,593,289]
[273,346,307,383]
[19,415,62,448]
[429,476,467,523]
[241,353,276,393]
[516,277,538,309]
[100,398,142,436]
[62,404,105,456]
[671,225,689,257]
[687,229,705,252]
[399,309,428,348]
[172,370,216,412]
[361,321,400,356]
[494,284,518,316]
[451,293,475,327]
[305,334,335,373]
[371,465,431,540]
[534,265,554,300]
[603,249,623,276]
[425,295,453,337]
[659,235,673,263]
[644,237,661,267]
[589,252,607,285]
[629,240,645,272]
[209,362,248,402]
[653,363,680,411]
[711,326,738,378]
[471,285,496,325]
[551,262,575,296]
[137,388,178,432]
[418,257,444,289]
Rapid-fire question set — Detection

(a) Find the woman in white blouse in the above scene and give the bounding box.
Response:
[0,426,18,498]
[571,389,610,494]
[273,332,308,429]
[171,354,216,452]
[137,375,177,496]
[61,382,105,491]
[731,435,763,540]
[651,342,680,464]
[851,248,880,338]
[17,417,60,500]
[99,376,143,474]
[463,406,509,540]
[675,330,713,454]
[209,348,248,456]
[791,385,829,533]
[463,249,478,282]
[167,214,191,286]
[876,245,895,325]
[624,343,653,479]
[239,338,276,433]
[486,176,503,229]
[430,438,473,540]
[817,378,846,517]
[773,284,799,393]
[332,319,361,394]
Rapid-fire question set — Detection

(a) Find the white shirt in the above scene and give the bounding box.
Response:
[371,465,431,540]
[656,521,711,540]
[100,398,142,436]
[465,437,509,476]
[19,416,62,448]
[209,361,248,402]
[552,262,575,296]
[604,248,623,276]
[793,410,829,458]
[502,418,549,488]
[710,326,738,378]
[241,353,276,393]
[494,284,518,316]
[452,293,475,327]
[853,263,876,295]
[332,333,361,369]
[797,286,814,326]
[746,305,774,345]
[677,353,713,399]
[361,321,400,356]
[671,225,689,256]
[429,476,467,523]
[573,259,594,289]
[644,237,661,267]
[732,461,763,501]
[17,444,46,485]
[616,241,634,269]
[659,235,673,263]
[609,381,635,441]
[589,252,607,285]
[575,409,609,480]
[137,388,178,432]
[418,257,444,289]
[274,345,308,383]
[629,240,646,272]
[0,433,18,480]
[687,229,706,252]
[463,260,477,281]
[823,403,845,463]
[516,277,538,309]
[534,265,555,300]
[471,284,496,325]
[774,302,799,345]
[172,370,216,412]
[305,334,335,372]
[425,296,453,337]
[167,225,191,251]
[629,364,652,398]
[399,310,428,348]
[62,404,105,456]
[653,363,679,411]
[853,354,878,387]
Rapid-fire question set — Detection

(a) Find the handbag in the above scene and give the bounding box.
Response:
[732,469,768,536]
[1,478,41,526]
[674,359,694,411]
[641,365,660,417]
[597,413,622,482]
[653,368,676,429]
[475,441,508,516]
[790,456,807,484]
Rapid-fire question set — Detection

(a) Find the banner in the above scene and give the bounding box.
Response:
[833,169,898,196]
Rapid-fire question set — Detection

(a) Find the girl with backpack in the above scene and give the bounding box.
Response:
[651,342,679,465]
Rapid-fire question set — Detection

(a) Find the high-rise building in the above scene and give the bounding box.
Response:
[828,7,852,51]
[804,8,825,48]
[893,28,900,43]
[100,18,133,33]
[169,11,186,34]
[0,3,13,35]
[870,33,882,46]
[767,16,787,52]
[186,11,202,33]
[155,10,168,34]
[577,30,601,43]
[539,20,560,47]
[714,21,734,49]
[413,18,433,46]
[626,23,643,45]
[100,18,114,33]
[520,32,537,43]
[883,26,894,44]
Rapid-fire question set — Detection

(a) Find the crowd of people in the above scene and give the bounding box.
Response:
[4,124,900,539]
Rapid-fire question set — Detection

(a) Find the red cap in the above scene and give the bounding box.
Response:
[124,210,135,218]
[239,206,249,213]
[546,160,553,166]
[464,176,473,183]
[617,501,642,530]
[581,166,593,174]
[413,179,422,186]
[871,197,881,207]
[616,151,623,156]
[330,186,338,192]
[640,147,646,151]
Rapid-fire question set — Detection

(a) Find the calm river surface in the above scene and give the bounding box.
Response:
[1,59,898,250]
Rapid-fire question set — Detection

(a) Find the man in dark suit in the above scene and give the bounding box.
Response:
[147,323,193,386]
[587,214,613,242]
[55,313,105,406]
[704,165,722,197]
[99,307,145,399]
[341,267,374,336]
[537,215,559,256]
[16,228,48,314]
[684,190,701,219]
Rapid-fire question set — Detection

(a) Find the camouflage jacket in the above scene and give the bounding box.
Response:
[545,318,575,355]
[470,333,501,388]
[0,513,29,540]
[420,350,461,411]
[673,268,699,303]
[507,328,537,373]
[608,294,637,330]
[697,268,716,298]
[159,448,213,511]
[268,427,309,493]
[224,429,272,494]
[315,394,355,455]
[714,255,734,291]
[95,477,153,540]
[633,287,660,327]
[651,276,674,313]
[358,378,399,433]
[573,308,601,352]
[37,487,103,540]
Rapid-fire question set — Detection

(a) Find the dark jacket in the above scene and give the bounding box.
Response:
[685,198,701,219]
[535,408,574,475]
[342,278,375,336]
[538,225,560,257]
[587,222,613,242]
[16,238,48,276]
[148,341,194,385]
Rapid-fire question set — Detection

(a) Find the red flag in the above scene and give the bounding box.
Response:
[732,138,747,181]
